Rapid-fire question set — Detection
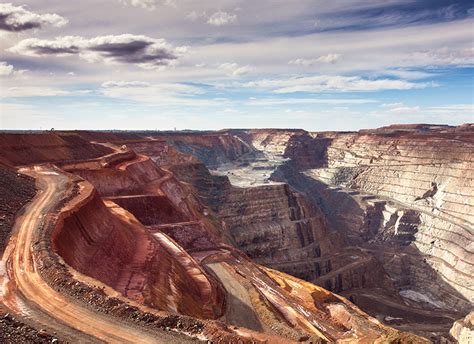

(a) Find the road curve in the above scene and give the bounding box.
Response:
[1,165,194,343]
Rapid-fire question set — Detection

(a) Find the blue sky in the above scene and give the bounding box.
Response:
[0,0,473,130]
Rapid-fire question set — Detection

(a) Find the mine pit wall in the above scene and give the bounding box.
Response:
[0,132,113,166]
[71,167,140,196]
[52,181,224,319]
[69,156,165,197]
[110,195,189,226]
[284,163,474,317]
[143,129,473,317]
[162,133,254,168]
[322,133,474,226]
[162,138,397,299]
[68,152,227,250]
[151,222,221,252]
[119,140,198,166]
[220,183,332,262]
[234,129,305,157]
[450,311,474,343]
[304,132,474,312]
[282,132,332,169]
[170,159,379,292]
[73,155,204,223]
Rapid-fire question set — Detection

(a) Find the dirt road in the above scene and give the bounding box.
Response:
[1,165,195,343]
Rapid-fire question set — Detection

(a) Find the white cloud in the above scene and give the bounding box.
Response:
[118,0,176,11]
[190,17,472,78]
[99,80,215,106]
[223,108,243,113]
[185,11,206,21]
[246,98,377,106]
[387,105,421,113]
[102,81,151,88]
[8,34,186,70]
[0,61,27,78]
[0,61,14,76]
[244,75,436,93]
[379,69,434,80]
[380,102,473,116]
[0,3,67,32]
[218,62,253,76]
[409,47,474,66]
[428,104,474,114]
[373,102,473,125]
[289,54,341,66]
[317,54,341,63]
[381,102,404,108]
[2,86,71,97]
[207,11,237,26]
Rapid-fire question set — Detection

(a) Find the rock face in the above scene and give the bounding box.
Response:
[0,127,469,343]
[141,125,472,341]
[52,182,224,319]
[301,128,474,310]
[0,132,112,166]
[450,311,474,343]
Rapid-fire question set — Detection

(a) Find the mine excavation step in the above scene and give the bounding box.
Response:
[1,123,472,343]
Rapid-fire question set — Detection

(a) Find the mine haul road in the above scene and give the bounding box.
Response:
[1,165,194,343]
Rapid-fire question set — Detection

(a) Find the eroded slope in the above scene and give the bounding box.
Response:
[0,128,459,343]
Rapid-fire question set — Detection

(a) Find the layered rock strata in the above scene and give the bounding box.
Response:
[450,311,474,343]
[148,126,473,341]
[0,128,468,343]
[301,128,474,313]
[52,180,224,319]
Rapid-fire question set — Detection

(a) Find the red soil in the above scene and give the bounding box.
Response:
[0,132,112,166]
[52,184,224,319]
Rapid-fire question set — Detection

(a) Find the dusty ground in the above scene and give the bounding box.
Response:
[0,308,59,343]
[1,166,199,343]
[0,165,62,342]
[0,164,36,253]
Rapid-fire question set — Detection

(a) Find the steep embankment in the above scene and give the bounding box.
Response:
[55,160,224,319]
[0,132,112,166]
[302,128,474,313]
[168,157,367,291]
[2,166,200,343]
[0,129,455,342]
[161,126,472,341]
[163,133,255,168]
[249,126,473,340]
[78,134,427,343]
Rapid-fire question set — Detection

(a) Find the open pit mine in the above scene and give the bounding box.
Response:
[0,124,472,343]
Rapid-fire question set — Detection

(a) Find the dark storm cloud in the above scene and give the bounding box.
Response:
[8,34,184,69]
[29,45,81,55]
[0,3,67,32]
[118,50,177,64]
[90,40,152,56]
[88,39,176,64]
